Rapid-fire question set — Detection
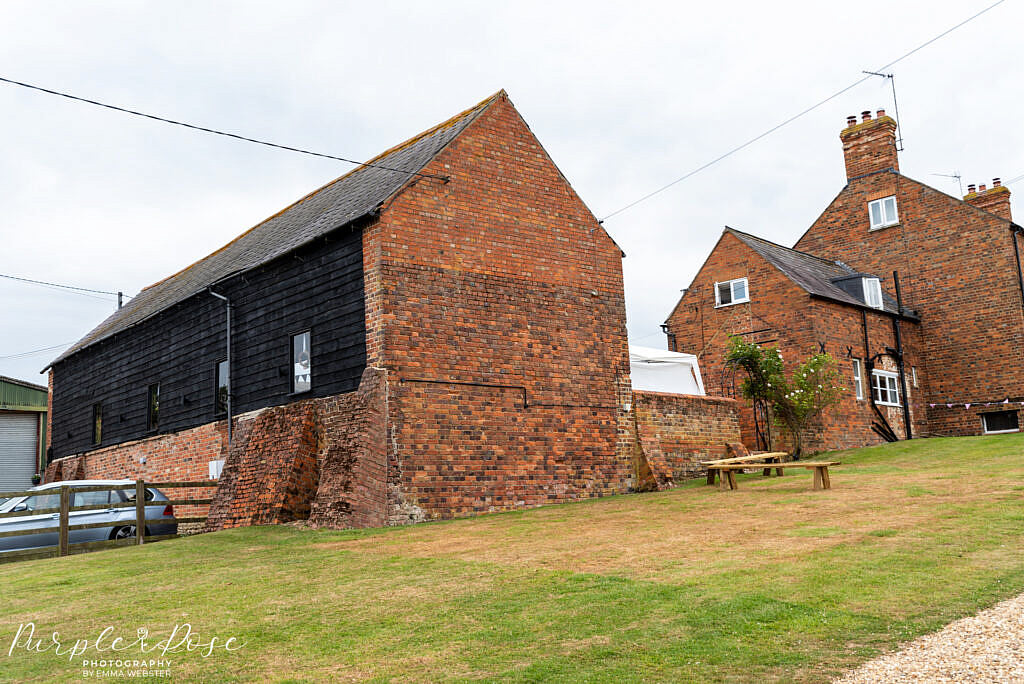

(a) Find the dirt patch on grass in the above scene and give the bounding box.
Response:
[323,458,1024,583]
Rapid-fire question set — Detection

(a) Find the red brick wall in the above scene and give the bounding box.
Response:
[632,391,740,488]
[387,382,626,519]
[43,420,227,484]
[310,368,388,529]
[666,232,819,398]
[795,136,1024,437]
[666,232,819,448]
[804,298,928,447]
[927,403,1023,437]
[368,93,636,520]
[203,368,389,530]
[205,403,321,530]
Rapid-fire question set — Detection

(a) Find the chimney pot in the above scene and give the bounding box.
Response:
[965,179,1012,219]
[968,184,976,193]
[877,109,886,118]
[841,107,899,179]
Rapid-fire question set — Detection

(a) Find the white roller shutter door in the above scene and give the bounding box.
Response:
[0,413,38,491]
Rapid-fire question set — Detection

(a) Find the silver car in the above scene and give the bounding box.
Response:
[0,480,177,553]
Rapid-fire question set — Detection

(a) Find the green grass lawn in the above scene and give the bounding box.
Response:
[3,434,1024,682]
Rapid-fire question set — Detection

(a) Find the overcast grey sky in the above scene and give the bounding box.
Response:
[1,1,1021,385]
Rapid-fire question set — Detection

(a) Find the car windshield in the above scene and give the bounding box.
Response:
[10,493,61,513]
[0,488,45,513]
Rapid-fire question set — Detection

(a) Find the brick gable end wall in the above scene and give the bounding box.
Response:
[368,93,637,519]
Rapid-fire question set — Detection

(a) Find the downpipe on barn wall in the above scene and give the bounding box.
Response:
[208,289,232,445]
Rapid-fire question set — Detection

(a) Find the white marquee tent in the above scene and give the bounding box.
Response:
[629,345,705,396]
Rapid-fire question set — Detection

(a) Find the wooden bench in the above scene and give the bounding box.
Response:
[702,451,789,485]
[706,461,840,491]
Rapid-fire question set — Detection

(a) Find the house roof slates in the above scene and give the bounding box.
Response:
[725,227,914,318]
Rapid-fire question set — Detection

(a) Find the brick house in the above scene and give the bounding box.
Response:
[45,91,739,527]
[665,109,1024,451]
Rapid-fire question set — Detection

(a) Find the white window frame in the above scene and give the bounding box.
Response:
[981,411,1020,435]
[871,370,901,407]
[911,366,918,388]
[714,277,750,307]
[862,277,883,309]
[852,359,864,401]
[291,330,312,393]
[868,196,899,230]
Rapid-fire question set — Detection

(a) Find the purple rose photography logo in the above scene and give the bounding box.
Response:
[7,622,245,679]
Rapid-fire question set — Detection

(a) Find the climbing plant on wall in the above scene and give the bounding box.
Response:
[726,337,844,459]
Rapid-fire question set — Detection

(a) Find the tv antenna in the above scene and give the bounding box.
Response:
[931,171,964,196]
[863,70,904,151]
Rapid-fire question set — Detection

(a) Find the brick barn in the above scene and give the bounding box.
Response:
[45,91,739,527]
[665,109,1024,451]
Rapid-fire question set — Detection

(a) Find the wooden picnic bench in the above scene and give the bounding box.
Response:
[706,461,841,491]
[702,451,789,485]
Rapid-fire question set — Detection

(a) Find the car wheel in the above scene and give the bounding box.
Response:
[110,526,136,540]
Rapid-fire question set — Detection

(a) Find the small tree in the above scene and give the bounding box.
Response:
[726,337,844,459]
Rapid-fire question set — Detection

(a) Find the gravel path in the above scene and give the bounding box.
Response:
[835,593,1024,683]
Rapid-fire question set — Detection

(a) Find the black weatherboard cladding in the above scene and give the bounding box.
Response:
[50,227,366,459]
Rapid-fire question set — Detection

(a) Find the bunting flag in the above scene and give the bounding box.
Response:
[928,399,1024,409]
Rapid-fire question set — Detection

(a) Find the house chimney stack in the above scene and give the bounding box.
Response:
[841,109,899,180]
[964,178,1012,221]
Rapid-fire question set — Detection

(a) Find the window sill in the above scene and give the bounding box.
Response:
[983,428,1020,435]
[287,390,312,398]
[875,401,901,408]
[869,223,900,232]
[714,299,750,309]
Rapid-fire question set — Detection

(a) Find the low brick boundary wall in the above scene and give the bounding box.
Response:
[43,421,228,485]
[632,391,741,490]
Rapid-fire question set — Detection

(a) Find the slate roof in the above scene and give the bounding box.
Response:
[51,92,501,366]
[724,227,917,319]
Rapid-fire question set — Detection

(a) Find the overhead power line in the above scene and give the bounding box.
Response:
[599,0,1008,222]
[0,272,123,302]
[0,341,73,361]
[0,76,447,181]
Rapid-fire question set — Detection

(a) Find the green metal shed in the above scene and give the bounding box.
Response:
[0,376,48,490]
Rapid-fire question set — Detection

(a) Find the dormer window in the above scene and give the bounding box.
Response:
[862,277,883,309]
[715,278,749,307]
[868,196,898,229]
